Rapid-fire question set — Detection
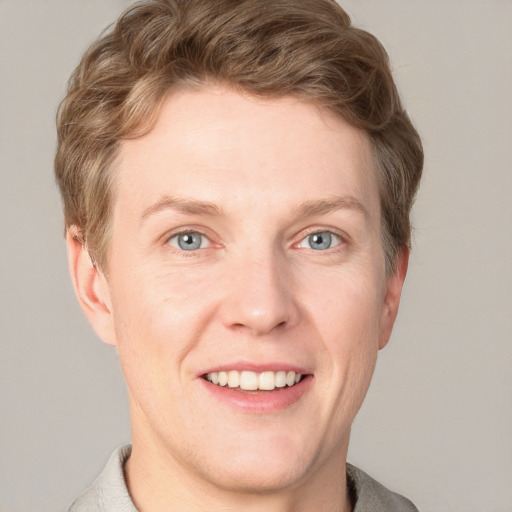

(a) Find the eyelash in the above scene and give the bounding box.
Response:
[166,229,212,253]
[165,227,347,255]
[295,230,343,251]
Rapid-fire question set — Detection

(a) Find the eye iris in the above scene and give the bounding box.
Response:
[178,233,202,250]
[309,232,332,250]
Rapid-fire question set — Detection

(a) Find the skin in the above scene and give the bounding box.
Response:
[68,87,408,512]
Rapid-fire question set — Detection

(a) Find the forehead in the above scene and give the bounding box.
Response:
[114,87,379,221]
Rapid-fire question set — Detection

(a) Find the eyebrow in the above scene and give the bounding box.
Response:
[141,196,222,223]
[294,195,368,219]
[141,194,368,223]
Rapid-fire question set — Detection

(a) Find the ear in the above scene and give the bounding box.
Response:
[66,227,117,346]
[378,248,409,350]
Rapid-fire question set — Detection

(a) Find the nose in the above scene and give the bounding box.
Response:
[220,251,300,336]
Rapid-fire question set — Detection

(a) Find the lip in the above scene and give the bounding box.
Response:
[199,371,313,413]
[196,361,311,377]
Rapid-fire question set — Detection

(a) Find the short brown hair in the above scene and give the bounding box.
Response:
[55,0,423,273]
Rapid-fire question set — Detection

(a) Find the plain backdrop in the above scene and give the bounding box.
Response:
[1,1,511,511]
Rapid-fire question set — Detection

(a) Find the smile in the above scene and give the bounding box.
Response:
[204,370,303,391]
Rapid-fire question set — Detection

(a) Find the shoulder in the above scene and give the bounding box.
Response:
[68,445,137,512]
[347,463,419,512]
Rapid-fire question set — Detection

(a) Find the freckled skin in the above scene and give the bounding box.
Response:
[69,87,407,511]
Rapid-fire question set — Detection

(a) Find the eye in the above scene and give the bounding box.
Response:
[297,231,341,251]
[167,232,210,251]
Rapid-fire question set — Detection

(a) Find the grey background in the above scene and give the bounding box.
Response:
[0,1,511,511]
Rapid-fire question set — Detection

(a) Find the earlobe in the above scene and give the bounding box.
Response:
[378,248,409,350]
[66,227,117,346]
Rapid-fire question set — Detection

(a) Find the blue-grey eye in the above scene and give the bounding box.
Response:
[298,231,341,250]
[168,232,209,251]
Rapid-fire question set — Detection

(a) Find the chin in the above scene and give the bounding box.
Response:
[189,434,320,495]
[207,458,312,495]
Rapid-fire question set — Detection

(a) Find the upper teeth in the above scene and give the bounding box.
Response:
[205,370,302,391]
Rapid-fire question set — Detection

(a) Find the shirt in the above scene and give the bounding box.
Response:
[68,445,419,511]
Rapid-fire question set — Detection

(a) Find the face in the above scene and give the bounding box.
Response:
[71,87,406,496]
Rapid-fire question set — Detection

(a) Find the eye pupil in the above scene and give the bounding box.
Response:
[178,233,202,250]
[309,232,332,250]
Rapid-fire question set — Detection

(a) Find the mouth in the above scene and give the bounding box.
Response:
[199,364,313,412]
[203,370,305,392]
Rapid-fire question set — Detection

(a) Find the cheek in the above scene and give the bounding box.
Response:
[306,265,384,342]
[306,266,385,394]
[112,260,218,335]
[108,264,222,390]
[297,268,384,447]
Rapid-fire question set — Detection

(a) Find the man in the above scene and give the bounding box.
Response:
[55,0,423,510]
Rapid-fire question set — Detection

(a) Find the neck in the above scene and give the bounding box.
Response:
[125,433,353,512]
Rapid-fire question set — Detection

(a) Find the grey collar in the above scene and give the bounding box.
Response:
[69,444,418,512]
